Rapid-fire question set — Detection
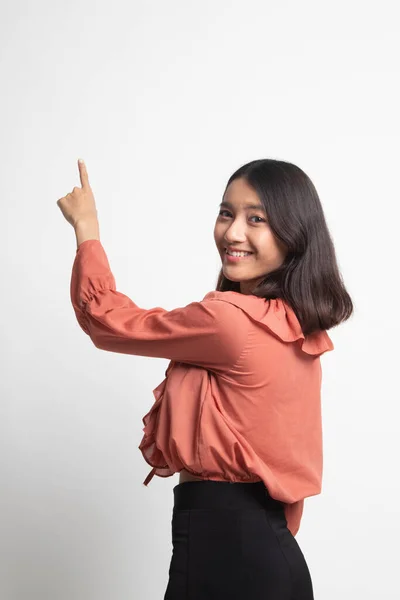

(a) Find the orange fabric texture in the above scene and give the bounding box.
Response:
[70,239,334,536]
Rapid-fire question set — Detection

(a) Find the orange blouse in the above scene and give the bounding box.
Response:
[70,239,334,537]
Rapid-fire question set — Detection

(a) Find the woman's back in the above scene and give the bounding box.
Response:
[137,290,333,537]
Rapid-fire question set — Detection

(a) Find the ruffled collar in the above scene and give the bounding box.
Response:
[203,291,334,357]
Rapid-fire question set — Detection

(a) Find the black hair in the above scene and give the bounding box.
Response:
[215,158,354,335]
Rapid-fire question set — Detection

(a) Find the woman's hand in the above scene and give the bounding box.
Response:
[57,159,99,228]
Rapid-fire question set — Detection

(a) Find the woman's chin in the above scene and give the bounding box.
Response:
[221,269,241,282]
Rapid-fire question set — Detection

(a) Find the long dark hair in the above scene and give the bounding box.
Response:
[215,159,354,335]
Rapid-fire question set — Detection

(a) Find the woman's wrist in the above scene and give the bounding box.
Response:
[74,218,100,248]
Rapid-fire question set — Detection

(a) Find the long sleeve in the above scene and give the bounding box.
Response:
[70,239,249,371]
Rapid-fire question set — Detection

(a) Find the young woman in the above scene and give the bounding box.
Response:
[58,158,353,599]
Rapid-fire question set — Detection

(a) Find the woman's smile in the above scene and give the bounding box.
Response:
[224,249,255,263]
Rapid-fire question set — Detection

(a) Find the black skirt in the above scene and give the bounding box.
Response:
[163,480,314,600]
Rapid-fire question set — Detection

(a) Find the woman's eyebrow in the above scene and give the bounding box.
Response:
[219,200,265,211]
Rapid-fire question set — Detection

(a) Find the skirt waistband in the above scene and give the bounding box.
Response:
[172,480,283,511]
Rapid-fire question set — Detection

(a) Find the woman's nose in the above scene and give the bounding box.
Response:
[224,229,247,244]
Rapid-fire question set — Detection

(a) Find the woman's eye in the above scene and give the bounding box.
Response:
[218,210,265,223]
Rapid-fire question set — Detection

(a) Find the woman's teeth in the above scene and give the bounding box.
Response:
[226,250,252,257]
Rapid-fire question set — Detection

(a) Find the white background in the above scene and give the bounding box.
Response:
[1,1,399,598]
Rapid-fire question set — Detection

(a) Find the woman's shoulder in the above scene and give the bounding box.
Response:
[202,291,334,357]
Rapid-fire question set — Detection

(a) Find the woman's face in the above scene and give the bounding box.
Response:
[213,177,288,295]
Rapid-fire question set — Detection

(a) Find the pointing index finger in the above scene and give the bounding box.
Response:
[78,159,90,188]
